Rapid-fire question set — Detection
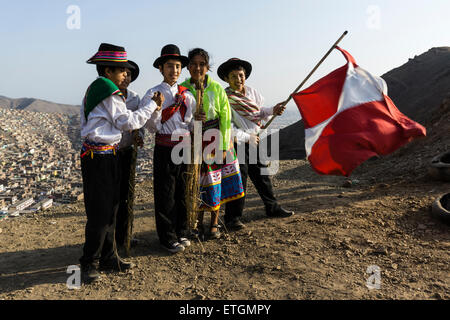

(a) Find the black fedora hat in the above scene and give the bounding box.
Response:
[128,60,139,82]
[87,43,136,70]
[218,58,252,81]
[153,44,189,69]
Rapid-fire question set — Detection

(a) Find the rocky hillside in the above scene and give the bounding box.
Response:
[383,47,450,123]
[277,47,450,160]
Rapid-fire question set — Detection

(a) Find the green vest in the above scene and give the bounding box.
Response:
[181,75,231,151]
[83,77,124,120]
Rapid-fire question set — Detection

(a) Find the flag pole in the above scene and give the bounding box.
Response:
[261,30,348,130]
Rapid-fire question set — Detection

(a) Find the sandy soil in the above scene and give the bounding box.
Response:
[1,151,449,300]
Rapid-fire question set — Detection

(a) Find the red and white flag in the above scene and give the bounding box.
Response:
[292,47,426,176]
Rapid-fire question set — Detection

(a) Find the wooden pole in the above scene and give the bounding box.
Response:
[193,79,204,165]
[185,78,204,230]
[261,30,348,130]
[124,130,138,257]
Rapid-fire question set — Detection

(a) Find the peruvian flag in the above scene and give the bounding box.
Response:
[292,47,426,176]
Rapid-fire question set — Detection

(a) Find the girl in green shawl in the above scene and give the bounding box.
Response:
[181,48,245,240]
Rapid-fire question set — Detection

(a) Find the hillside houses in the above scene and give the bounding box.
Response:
[0,107,156,216]
[0,108,82,215]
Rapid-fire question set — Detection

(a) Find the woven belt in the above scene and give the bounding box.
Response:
[80,140,119,159]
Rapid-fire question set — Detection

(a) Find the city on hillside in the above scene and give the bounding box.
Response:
[0,108,156,219]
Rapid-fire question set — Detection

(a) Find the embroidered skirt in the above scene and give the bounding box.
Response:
[199,119,245,211]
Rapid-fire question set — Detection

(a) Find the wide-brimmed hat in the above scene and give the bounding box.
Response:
[217,58,252,81]
[153,44,189,69]
[128,60,139,82]
[87,43,136,70]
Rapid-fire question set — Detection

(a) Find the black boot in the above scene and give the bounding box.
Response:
[99,256,135,272]
[81,263,101,283]
[225,218,246,230]
[266,206,295,218]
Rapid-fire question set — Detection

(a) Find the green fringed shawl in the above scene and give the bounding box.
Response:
[181,76,232,151]
[83,77,124,120]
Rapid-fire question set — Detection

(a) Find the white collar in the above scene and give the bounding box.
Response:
[161,81,178,90]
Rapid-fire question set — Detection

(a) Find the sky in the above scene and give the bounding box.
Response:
[1,0,449,117]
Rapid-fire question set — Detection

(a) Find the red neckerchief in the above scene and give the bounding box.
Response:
[161,85,188,123]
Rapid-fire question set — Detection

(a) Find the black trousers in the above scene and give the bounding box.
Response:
[224,143,278,223]
[80,153,120,266]
[153,144,188,246]
[115,146,134,247]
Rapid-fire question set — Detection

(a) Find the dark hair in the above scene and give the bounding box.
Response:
[158,57,182,69]
[96,65,121,77]
[226,65,245,78]
[188,48,212,70]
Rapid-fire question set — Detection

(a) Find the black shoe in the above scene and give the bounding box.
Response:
[161,241,185,254]
[266,206,295,218]
[178,237,191,247]
[225,218,246,231]
[81,263,101,283]
[99,256,135,272]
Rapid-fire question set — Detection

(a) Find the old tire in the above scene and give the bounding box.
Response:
[431,193,450,226]
[428,151,450,182]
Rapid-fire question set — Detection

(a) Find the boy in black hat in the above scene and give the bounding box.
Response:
[80,43,164,283]
[140,44,196,253]
[218,58,295,230]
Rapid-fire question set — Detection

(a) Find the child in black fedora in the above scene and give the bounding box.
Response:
[140,44,197,253]
[80,43,164,283]
[217,58,294,231]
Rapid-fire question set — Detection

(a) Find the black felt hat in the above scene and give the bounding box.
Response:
[87,43,136,70]
[153,44,189,69]
[128,60,139,82]
[217,58,252,81]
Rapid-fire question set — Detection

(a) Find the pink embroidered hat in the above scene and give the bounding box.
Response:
[87,43,136,70]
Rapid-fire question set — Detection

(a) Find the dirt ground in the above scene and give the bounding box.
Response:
[1,146,449,300]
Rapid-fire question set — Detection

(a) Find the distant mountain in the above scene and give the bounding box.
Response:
[275,47,450,160]
[382,47,450,123]
[0,95,79,115]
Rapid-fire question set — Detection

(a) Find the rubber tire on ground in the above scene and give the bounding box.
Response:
[431,193,450,226]
[428,151,450,182]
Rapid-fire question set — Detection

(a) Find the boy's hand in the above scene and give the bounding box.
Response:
[273,102,286,115]
[249,134,260,146]
[152,91,164,110]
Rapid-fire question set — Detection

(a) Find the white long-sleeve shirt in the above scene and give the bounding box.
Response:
[80,77,157,145]
[142,81,196,135]
[230,85,274,144]
[118,89,145,149]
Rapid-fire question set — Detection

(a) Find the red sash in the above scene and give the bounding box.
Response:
[161,85,188,123]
